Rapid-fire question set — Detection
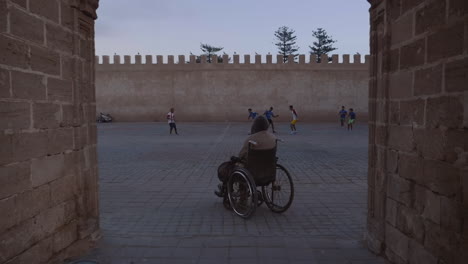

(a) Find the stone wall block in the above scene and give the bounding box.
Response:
[426,96,464,129]
[30,45,61,76]
[388,125,415,152]
[11,70,46,100]
[10,7,45,45]
[391,13,413,45]
[0,133,13,166]
[47,128,74,155]
[33,102,61,129]
[0,35,29,69]
[30,0,59,22]
[0,68,10,98]
[427,22,464,63]
[12,131,48,161]
[400,99,424,126]
[448,0,468,17]
[387,174,413,207]
[0,218,38,262]
[386,149,399,174]
[414,65,442,96]
[422,160,461,197]
[440,196,462,232]
[414,185,441,224]
[415,0,446,35]
[385,223,410,259]
[408,239,437,264]
[31,154,65,187]
[0,162,30,199]
[445,57,468,93]
[375,125,388,146]
[0,196,17,234]
[396,205,425,243]
[399,153,424,182]
[34,201,76,243]
[50,174,78,206]
[46,23,74,53]
[16,184,51,223]
[446,130,468,163]
[0,101,31,130]
[0,0,7,33]
[48,77,73,102]
[60,1,75,31]
[52,221,78,253]
[389,101,400,125]
[400,38,425,69]
[4,236,54,264]
[386,198,398,226]
[389,71,413,99]
[414,128,446,160]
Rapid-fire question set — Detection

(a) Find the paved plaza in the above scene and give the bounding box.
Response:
[79,122,384,264]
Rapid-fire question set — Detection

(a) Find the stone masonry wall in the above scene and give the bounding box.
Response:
[0,1,99,263]
[95,54,369,122]
[367,0,467,263]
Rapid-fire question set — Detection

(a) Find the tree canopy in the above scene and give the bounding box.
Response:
[309,28,337,62]
[274,26,299,63]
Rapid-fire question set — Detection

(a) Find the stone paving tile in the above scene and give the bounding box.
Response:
[75,122,384,264]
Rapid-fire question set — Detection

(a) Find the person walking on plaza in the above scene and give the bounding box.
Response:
[264,107,279,133]
[289,105,298,134]
[338,106,347,127]
[248,108,257,120]
[167,107,178,135]
[347,108,356,131]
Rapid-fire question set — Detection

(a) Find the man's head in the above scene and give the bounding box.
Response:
[251,116,269,134]
[289,105,293,110]
[349,108,354,112]
[170,108,174,113]
[270,107,273,111]
[248,108,252,112]
[342,106,345,109]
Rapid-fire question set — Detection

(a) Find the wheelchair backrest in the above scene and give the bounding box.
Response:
[245,146,277,186]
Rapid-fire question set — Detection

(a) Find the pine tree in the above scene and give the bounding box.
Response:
[200,43,223,63]
[274,26,299,63]
[309,28,337,63]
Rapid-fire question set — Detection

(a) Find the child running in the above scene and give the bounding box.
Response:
[264,107,279,133]
[338,106,347,127]
[167,107,178,135]
[248,108,257,120]
[289,105,298,134]
[347,108,356,131]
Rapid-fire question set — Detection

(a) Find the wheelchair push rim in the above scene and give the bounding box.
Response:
[262,164,294,213]
[227,169,258,219]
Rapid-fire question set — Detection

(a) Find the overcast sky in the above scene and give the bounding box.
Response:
[95,0,370,59]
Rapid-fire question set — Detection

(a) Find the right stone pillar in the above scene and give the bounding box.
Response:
[367,0,467,263]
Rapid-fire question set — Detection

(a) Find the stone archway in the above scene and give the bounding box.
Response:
[0,0,466,263]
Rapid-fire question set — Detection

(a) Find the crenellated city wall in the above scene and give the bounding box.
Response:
[96,54,370,122]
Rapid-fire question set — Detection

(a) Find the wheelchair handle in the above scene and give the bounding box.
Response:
[248,140,258,145]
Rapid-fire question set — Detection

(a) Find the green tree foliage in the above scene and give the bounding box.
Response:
[274,26,299,63]
[200,43,224,63]
[309,28,337,62]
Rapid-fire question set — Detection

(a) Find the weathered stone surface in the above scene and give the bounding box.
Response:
[12,131,48,161]
[0,196,17,234]
[388,125,415,152]
[414,65,442,96]
[408,239,437,264]
[426,96,464,129]
[0,34,29,69]
[50,174,78,206]
[0,133,12,165]
[16,184,51,222]
[400,38,425,69]
[399,153,424,182]
[11,70,46,100]
[414,128,446,160]
[0,68,9,98]
[46,23,74,52]
[30,45,61,76]
[385,198,398,226]
[389,71,412,99]
[10,6,44,45]
[449,0,468,17]
[445,57,468,93]
[47,77,73,102]
[61,1,75,31]
[47,128,74,155]
[53,221,78,253]
[391,13,413,45]
[31,154,65,187]
[440,196,462,232]
[389,101,400,125]
[400,98,424,126]
[0,101,30,130]
[385,224,409,259]
[422,160,461,197]
[415,0,446,35]
[396,205,425,243]
[0,0,6,37]
[4,236,54,264]
[414,185,441,224]
[30,0,59,22]
[0,162,30,199]
[388,48,400,72]
[427,22,465,63]
[402,0,425,10]
[387,174,413,207]
[33,102,61,129]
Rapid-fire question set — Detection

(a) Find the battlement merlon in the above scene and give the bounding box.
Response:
[95,54,370,66]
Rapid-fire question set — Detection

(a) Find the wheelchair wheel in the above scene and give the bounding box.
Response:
[262,164,294,213]
[227,168,258,219]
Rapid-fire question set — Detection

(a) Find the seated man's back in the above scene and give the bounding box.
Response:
[238,116,276,161]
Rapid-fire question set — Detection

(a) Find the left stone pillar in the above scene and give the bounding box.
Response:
[0,0,100,263]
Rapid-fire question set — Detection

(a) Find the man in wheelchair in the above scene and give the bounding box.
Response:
[214,115,276,197]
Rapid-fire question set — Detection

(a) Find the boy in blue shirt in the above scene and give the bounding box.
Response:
[347,108,356,131]
[264,107,279,133]
[338,106,347,127]
[248,108,257,120]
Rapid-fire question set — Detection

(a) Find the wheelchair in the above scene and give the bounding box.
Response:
[220,140,294,219]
